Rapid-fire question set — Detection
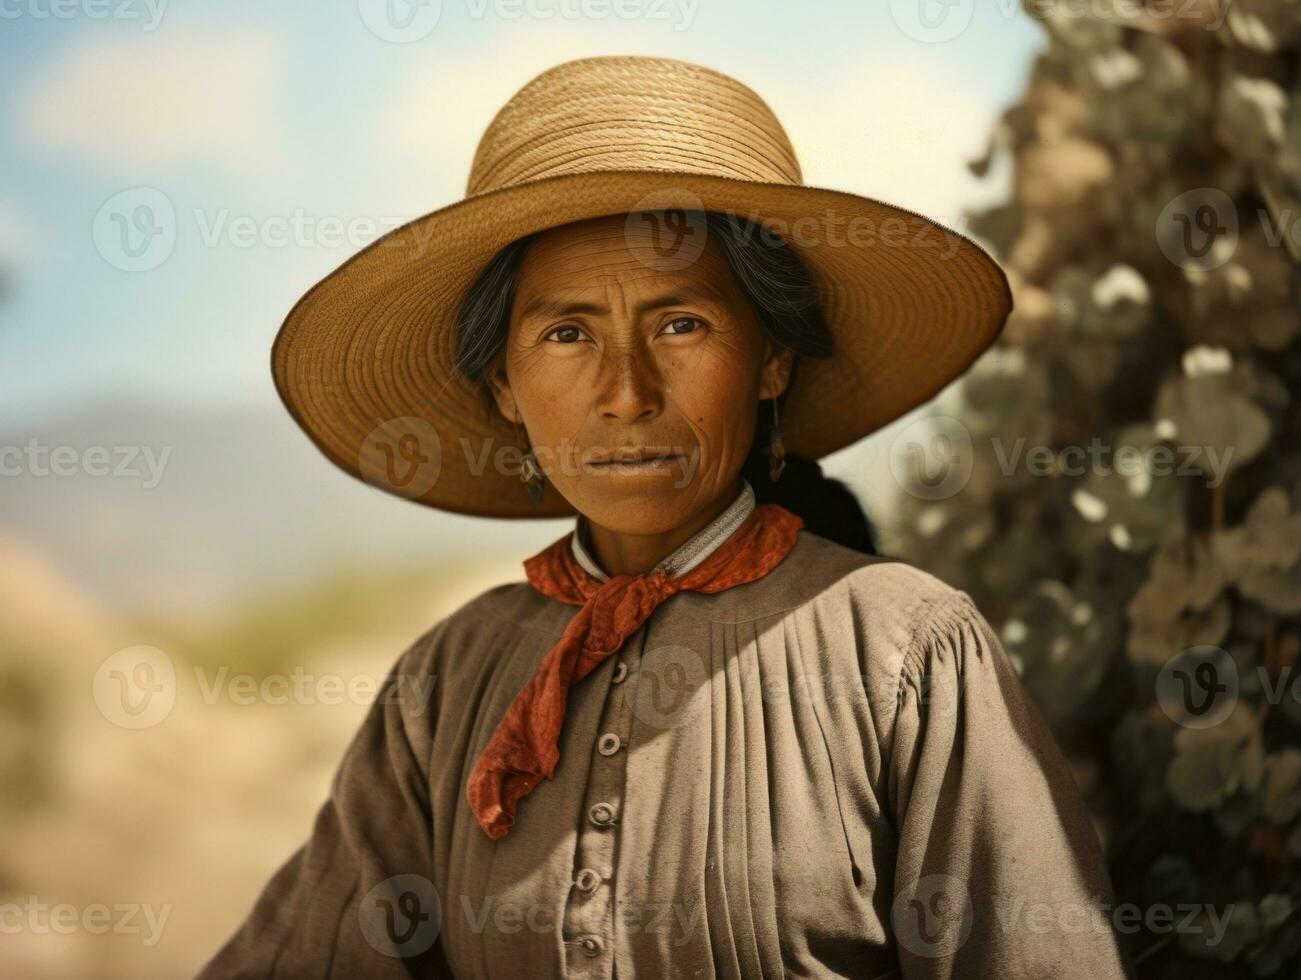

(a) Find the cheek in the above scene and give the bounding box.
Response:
[509,353,587,440]
[663,341,760,435]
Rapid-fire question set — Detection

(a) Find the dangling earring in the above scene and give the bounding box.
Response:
[514,419,545,503]
[768,398,786,482]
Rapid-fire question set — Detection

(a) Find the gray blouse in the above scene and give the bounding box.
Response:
[197,496,1133,979]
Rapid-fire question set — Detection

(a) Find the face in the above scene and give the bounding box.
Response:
[487,212,793,535]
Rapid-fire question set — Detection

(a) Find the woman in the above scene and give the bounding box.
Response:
[199,56,1132,978]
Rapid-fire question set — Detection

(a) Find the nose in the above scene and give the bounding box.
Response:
[595,343,663,425]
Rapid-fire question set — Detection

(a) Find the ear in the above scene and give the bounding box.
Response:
[758,342,795,401]
[487,365,523,425]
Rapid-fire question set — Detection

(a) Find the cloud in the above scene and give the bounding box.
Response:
[16,29,287,174]
[375,41,1008,234]
[778,57,1009,234]
[0,199,47,276]
[374,28,674,206]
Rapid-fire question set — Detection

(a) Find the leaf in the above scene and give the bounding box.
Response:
[1213,488,1301,612]
[1167,707,1265,811]
[1154,374,1271,477]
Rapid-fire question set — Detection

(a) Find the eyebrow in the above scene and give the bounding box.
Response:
[517,286,726,322]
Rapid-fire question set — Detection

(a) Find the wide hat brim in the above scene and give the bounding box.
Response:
[273,169,1012,519]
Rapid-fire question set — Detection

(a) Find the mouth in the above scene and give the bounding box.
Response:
[583,448,686,473]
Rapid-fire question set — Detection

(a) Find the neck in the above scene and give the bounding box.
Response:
[583,477,743,578]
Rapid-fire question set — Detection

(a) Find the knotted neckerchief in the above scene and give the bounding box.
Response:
[466,502,804,840]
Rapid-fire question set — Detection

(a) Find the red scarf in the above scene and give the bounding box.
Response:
[466,502,804,840]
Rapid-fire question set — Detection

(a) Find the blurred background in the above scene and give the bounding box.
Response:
[2,1,1298,977]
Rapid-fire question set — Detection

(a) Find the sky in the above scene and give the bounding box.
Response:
[0,1,1045,611]
[0,0,1040,423]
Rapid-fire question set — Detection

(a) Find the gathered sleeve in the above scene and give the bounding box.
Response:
[196,622,455,979]
[885,592,1134,979]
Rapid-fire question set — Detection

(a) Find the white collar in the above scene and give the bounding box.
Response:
[570,478,757,582]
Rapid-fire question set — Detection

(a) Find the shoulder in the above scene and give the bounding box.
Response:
[742,530,992,702]
[392,578,571,678]
[734,528,979,639]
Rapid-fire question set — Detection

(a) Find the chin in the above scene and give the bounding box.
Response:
[566,483,698,534]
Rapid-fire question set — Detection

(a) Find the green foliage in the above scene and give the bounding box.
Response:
[890,2,1301,974]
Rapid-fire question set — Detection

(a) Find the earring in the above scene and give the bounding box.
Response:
[514,419,545,503]
[768,398,786,482]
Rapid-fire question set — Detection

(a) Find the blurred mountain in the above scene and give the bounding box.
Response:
[0,398,564,617]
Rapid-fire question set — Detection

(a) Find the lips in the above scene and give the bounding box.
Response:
[586,448,683,466]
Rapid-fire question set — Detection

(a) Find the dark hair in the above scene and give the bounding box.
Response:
[453,210,877,556]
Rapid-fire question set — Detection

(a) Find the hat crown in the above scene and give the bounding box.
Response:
[467,56,803,197]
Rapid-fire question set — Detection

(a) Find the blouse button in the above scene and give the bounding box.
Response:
[574,868,602,893]
[611,662,628,684]
[577,934,605,957]
[588,802,617,827]
[597,733,622,756]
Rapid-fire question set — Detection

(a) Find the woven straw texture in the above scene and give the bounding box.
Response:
[272,56,1013,518]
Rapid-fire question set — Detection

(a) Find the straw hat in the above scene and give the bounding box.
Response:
[272,55,1012,519]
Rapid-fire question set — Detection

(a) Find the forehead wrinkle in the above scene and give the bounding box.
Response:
[513,215,747,334]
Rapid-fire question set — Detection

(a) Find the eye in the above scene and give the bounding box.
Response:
[544,325,586,344]
[661,316,703,336]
